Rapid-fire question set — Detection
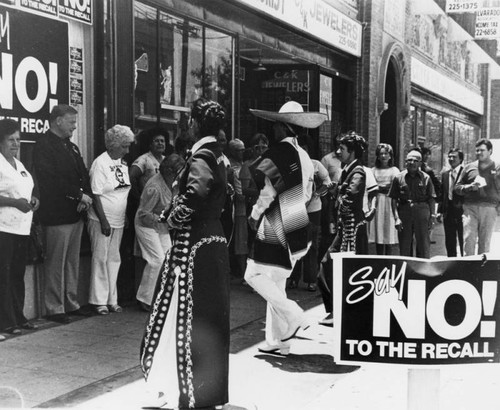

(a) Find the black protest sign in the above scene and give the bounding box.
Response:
[0,5,68,140]
[333,255,500,365]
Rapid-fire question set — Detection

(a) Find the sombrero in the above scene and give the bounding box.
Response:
[249,101,327,129]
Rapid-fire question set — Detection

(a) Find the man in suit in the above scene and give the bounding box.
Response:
[437,148,464,257]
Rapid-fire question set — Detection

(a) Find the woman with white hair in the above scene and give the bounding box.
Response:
[87,125,134,315]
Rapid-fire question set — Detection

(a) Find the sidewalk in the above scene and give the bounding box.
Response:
[1,220,499,409]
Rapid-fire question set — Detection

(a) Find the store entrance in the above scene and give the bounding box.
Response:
[380,60,399,158]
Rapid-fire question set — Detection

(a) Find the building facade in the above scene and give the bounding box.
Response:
[2,0,500,318]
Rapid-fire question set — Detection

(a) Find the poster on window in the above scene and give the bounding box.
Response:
[19,0,58,18]
[0,5,69,141]
[58,0,92,25]
[333,254,500,366]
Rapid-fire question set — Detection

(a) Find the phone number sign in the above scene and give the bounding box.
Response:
[333,255,500,366]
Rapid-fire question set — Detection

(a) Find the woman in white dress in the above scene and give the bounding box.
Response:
[368,143,399,255]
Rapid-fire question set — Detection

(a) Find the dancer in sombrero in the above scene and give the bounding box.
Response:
[244,101,327,356]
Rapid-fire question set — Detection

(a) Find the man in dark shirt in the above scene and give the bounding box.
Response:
[389,149,436,258]
[33,105,93,323]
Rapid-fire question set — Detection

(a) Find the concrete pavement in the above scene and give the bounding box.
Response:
[1,220,499,409]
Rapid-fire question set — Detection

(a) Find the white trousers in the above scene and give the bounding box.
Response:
[135,224,171,305]
[462,204,497,256]
[244,259,305,348]
[87,219,124,306]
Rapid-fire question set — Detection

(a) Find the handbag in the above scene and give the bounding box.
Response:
[26,216,45,265]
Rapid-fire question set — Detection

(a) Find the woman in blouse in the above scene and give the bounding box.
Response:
[0,119,39,339]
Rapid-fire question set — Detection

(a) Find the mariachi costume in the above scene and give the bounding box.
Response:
[244,101,326,352]
[140,135,230,409]
[335,159,367,253]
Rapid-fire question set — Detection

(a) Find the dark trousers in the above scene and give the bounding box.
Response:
[317,223,368,314]
[0,232,28,331]
[443,210,463,257]
[398,203,431,259]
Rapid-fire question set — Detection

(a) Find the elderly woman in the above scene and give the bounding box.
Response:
[87,125,134,315]
[135,154,185,311]
[0,119,39,339]
[141,98,230,409]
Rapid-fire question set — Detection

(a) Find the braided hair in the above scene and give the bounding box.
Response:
[190,98,226,138]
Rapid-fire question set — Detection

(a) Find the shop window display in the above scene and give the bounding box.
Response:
[134,2,233,132]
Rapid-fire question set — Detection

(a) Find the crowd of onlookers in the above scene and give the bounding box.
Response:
[1,102,499,342]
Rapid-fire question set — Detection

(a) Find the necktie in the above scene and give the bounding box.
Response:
[449,170,456,201]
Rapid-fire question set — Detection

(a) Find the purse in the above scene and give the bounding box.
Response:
[26,216,45,265]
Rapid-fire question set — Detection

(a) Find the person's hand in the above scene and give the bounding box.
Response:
[364,208,376,222]
[395,217,403,232]
[100,220,111,236]
[436,213,442,223]
[81,193,93,206]
[30,196,40,211]
[248,216,259,231]
[329,222,336,235]
[15,198,33,213]
[467,183,479,192]
[429,214,437,230]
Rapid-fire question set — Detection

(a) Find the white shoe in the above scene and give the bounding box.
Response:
[281,317,311,342]
[257,344,290,356]
[318,312,334,327]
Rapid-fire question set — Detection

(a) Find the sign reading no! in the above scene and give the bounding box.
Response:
[333,254,500,366]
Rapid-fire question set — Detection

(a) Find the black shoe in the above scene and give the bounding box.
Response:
[21,322,38,330]
[137,301,150,312]
[306,283,317,292]
[46,314,71,324]
[287,280,298,289]
[68,307,93,317]
[5,327,21,335]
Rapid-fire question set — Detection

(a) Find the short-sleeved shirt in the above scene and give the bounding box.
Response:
[88,152,131,228]
[389,169,436,205]
[132,152,164,192]
[308,159,331,213]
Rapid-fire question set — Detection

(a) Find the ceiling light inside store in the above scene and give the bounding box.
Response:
[253,51,267,71]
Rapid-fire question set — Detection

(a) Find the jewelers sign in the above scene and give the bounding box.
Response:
[233,0,362,57]
[333,255,500,365]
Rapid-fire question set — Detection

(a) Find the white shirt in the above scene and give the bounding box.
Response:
[449,165,463,200]
[0,154,34,235]
[88,152,131,228]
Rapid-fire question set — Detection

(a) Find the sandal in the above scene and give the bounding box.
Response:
[95,305,109,315]
[108,304,123,313]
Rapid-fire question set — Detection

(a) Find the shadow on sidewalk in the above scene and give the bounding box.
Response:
[254,353,360,374]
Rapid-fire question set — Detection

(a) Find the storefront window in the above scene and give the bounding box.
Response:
[204,28,233,117]
[424,111,443,172]
[134,3,158,121]
[442,117,454,168]
[134,2,233,135]
[456,121,479,163]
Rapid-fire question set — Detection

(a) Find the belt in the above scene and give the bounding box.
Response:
[400,199,428,205]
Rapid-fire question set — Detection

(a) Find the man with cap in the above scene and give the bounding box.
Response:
[389,148,436,258]
[244,101,327,355]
